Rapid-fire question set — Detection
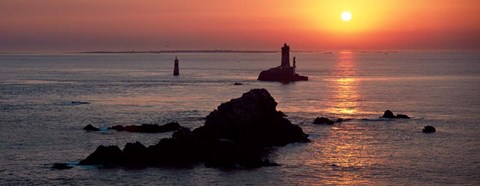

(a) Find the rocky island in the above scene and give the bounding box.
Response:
[76,89,310,168]
[258,43,308,82]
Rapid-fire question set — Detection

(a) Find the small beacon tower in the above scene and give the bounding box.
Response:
[281,43,291,67]
[173,56,179,76]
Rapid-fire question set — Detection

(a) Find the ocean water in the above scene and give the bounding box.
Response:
[0,51,479,185]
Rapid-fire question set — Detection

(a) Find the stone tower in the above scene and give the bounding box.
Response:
[281,43,290,67]
[173,56,179,76]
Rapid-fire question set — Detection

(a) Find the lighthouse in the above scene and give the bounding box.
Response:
[257,43,308,82]
[173,56,179,76]
[281,43,290,67]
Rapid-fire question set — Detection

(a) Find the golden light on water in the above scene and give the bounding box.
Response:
[327,51,360,117]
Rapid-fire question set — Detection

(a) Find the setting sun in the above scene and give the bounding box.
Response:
[341,11,352,22]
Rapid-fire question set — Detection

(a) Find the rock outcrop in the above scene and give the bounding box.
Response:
[312,117,350,125]
[109,122,181,133]
[77,89,309,168]
[83,122,181,133]
[194,88,310,147]
[83,124,100,132]
[423,126,436,133]
[51,163,73,170]
[313,117,335,125]
[380,110,410,119]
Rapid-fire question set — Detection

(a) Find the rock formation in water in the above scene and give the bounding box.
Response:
[109,122,181,133]
[380,110,410,119]
[258,43,308,82]
[313,117,335,125]
[51,163,73,170]
[83,122,181,133]
[83,124,100,132]
[423,126,436,133]
[78,89,309,168]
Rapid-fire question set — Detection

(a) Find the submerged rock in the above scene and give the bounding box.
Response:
[109,122,181,133]
[83,124,100,132]
[380,110,410,119]
[71,101,89,105]
[396,114,410,119]
[313,117,335,125]
[77,89,309,169]
[51,163,73,170]
[423,126,436,133]
[233,82,243,86]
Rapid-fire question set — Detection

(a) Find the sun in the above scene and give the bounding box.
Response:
[341,11,352,22]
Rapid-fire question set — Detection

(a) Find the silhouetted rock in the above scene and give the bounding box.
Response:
[313,117,335,125]
[83,124,100,132]
[172,127,193,140]
[396,114,410,119]
[123,142,148,164]
[234,82,243,86]
[380,110,410,119]
[51,163,73,170]
[78,89,309,169]
[109,122,181,133]
[71,101,89,105]
[79,145,124,165]
[381,110,396,118]
[194,88,310,147]
[423,126,436,133]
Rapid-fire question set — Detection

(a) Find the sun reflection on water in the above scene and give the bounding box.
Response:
[327,51,361,118]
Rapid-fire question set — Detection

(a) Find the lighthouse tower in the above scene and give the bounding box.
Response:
[173,56,179,76]
[281,43,290,67]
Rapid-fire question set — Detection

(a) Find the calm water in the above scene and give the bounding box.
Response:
[1,51,479,185]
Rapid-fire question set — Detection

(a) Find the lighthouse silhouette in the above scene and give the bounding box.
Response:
[173,56,179,76]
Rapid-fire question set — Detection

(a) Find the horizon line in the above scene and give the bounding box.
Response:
[1,48,480,55]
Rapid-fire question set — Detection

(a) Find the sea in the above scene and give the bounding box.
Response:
[0,51,479,185]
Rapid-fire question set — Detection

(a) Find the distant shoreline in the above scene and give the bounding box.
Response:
[79,50,280,54]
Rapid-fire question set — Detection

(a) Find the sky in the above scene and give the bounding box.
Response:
[1,0,479,52]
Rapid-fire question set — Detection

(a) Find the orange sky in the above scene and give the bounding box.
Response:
[1,0,479,52]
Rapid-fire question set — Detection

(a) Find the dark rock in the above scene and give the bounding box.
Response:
[380,110,410,119]
[146,137,202,166]
[172,127,193,140]
[51,163,73,170]
[204,139,267,168]
[78,89,310,169]
[123,142,148,164]
[423,126,436,133]
[396,114,410,119]
[313,117,335,125]
[194,88,310,147]
[109,122,181,133]
[381,110,396,118]
[71,101,89,105]
[258,68,308,82]
[83,124,100,132]
[233,82,243,86]
[79,145,124,165]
